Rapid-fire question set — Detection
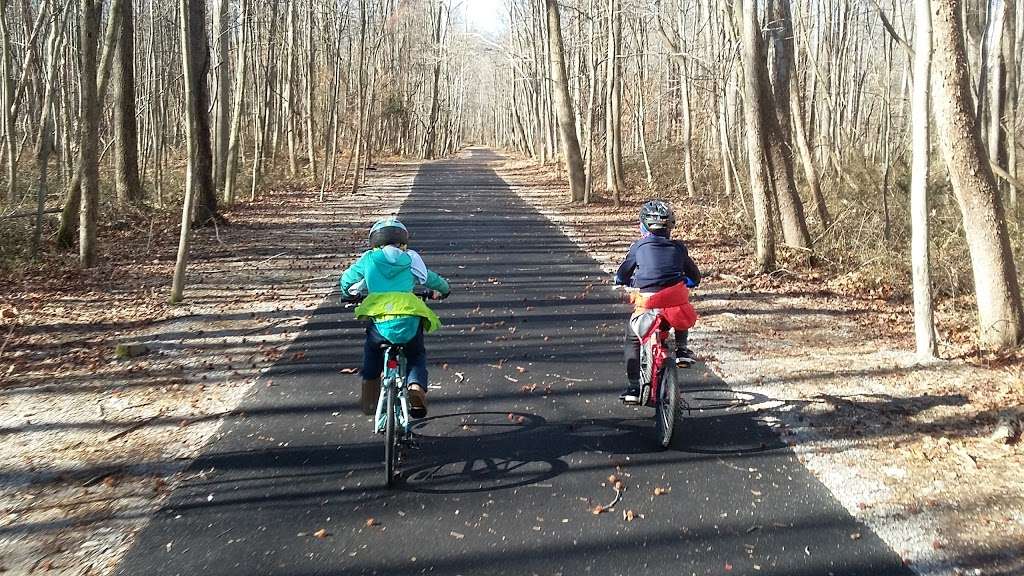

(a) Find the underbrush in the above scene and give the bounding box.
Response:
[0,151,348,278]
[615,145,1022,306]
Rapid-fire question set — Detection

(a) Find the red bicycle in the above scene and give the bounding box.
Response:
[627,304,681,449]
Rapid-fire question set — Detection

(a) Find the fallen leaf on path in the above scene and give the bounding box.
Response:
[339,368,358,374]
[365,518,378,528]
[653,487,670,496]
[313,529,329,539]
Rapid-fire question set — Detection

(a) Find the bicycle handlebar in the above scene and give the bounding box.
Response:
[342,288,448,304]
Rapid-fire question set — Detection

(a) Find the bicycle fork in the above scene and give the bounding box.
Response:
[374,350,410,435]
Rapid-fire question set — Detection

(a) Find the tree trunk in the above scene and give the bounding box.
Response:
[349,0,367,193]
[912,0,937,358]
[546,0,585,203]
[56,0,124,247]
[604,0,623,205]
[224,0,248,204]
[213,0,230,191]
[304,2,316,181]
[114,0,143,204]
[78,0,100,268]
[1,0,17,205]
[738,0,777,273]
[931,0,1023,350]
[31,9,62,258]
[423,2,442,159]
[791,82,831,229]
[767,0,814,254]
[1006,0,1018,212]
[681,60,696,197]
[284,0,297,177]
[172,0,202,304]
[188,0,217,226]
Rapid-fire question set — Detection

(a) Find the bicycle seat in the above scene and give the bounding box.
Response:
[379,342,406,352]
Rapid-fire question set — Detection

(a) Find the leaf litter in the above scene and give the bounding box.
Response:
[0,168,415,575]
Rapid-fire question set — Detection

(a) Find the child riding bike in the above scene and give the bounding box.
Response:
[340,218,451,418]
[614,200,700,404]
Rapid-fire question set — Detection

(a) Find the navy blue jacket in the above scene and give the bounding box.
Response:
[615,235,701,291]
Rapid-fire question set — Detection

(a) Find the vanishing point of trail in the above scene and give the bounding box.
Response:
[116,150,911,576]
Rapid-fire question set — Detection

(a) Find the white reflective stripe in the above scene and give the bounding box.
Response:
[348,279,367,296]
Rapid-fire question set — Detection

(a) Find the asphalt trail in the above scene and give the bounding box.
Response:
[117,149,912,576]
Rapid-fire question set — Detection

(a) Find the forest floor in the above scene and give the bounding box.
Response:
[0,163,417,575]
[496,158,1024,576]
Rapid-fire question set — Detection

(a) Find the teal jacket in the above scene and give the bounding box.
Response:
[340,246,450,343]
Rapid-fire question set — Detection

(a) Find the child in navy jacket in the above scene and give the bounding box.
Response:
[614,200,700,403]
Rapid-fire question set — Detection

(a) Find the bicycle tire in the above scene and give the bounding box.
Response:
[384,384,398,488]
[655,364,680,449]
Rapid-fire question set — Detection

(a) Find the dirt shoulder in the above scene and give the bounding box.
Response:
[0,164,417,575]
[497,158,1024,576]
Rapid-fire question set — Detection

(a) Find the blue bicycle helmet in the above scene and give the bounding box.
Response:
[368,218,409,247]
[640,199,675,232]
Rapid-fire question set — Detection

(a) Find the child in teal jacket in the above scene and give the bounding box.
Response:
[341,218,450,418]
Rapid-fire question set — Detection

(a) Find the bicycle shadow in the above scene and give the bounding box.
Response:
[397,401,787,494]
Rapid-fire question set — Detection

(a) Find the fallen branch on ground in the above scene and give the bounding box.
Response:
[107,412,166,442]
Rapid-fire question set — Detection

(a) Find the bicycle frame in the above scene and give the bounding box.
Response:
[632,310,671,407]
[374,346,411,436]
[642,321,671,408]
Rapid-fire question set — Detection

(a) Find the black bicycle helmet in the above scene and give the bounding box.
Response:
[640,199,675,232]
[368,218,410,247]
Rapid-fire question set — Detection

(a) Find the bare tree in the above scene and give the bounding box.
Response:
[737,0,777,273]
[546,0,586,202]
[213,0,230,192]
[223,0,248,204]
[78,0,100,268]
[188,0,217,226]
[114,0,142,204]
[931,0,1023,350]
[911,0,937,357]
[766,0,814,255]
[172,0,212,303]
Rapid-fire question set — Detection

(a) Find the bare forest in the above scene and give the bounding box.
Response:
[0,0,1020,352]
[1,1,1023,573]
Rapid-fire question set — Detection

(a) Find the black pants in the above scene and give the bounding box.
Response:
[624,321,689,383]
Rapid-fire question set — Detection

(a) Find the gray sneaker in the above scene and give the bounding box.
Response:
[619,383,641,404]
[675,348,697,367]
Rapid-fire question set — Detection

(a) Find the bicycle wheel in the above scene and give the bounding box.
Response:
[384,384,398,488]
[655,363,680,449]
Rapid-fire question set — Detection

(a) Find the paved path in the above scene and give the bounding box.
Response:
[117,150,911,576]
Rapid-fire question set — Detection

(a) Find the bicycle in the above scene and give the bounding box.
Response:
[344,287,445,488]
[621,288,682,449]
